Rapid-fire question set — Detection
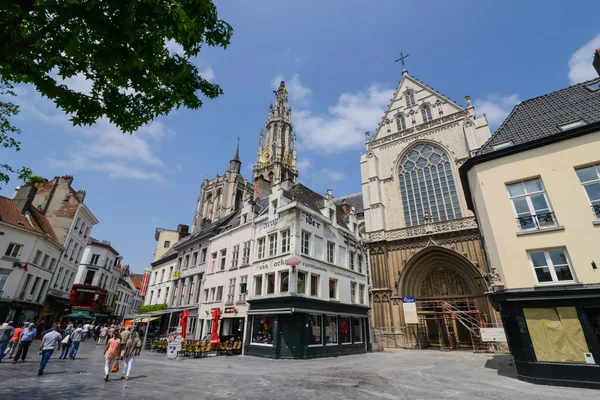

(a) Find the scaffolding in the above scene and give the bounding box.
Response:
[416,298,489,351]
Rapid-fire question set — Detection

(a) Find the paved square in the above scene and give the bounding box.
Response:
[0,341,596,399]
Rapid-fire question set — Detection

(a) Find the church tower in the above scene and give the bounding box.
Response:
[252,81,298,199]
[191,142,253,233]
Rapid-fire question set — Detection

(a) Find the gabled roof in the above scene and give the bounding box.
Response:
[373,72,464,141]
[478,77,600,154]
[334,193,364,214]
[0,196,60,246]
[284,184,350,229]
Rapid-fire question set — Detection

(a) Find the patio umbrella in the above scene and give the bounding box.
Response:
[179,310,189,340]
[210,308,221,344]
[63,310,95,321]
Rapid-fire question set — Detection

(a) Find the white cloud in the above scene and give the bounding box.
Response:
[294,84,394,153]
[568,33,600,84]
[13,86,171,182]
[164,38,185,57]
[296,158,312,172]
[473,94,520,127]
[200,67,216,83]
[58,73,93,95]
[272,74,311,105]
[323,169,345,181]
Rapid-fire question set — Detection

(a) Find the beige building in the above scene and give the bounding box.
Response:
[360,70,495,350]
[153,225,189,262]
[460,77,600,388]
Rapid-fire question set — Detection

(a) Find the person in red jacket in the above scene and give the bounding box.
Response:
[4,323,23,359]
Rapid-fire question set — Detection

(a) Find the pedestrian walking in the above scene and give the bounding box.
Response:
[65,322,73,336]
[4,323,23,358]
[121,332,141,381]
[38,325,62,376]
[93,324,101,343]
[0,321,15,362]
[119,327,131,359]
[98,324,109,345]
[12,323,37,363]
[82,322,90,341]
[103,331,121,382]
[58,330,71,359]
[69,325,83,359]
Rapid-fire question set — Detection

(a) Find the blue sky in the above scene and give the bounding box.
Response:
[2,1,600,273]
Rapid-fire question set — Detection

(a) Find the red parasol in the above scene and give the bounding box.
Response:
[210,308,221,344]
[179,310,189,340]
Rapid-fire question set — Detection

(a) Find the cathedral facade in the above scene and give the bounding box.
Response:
[360,70,496,350]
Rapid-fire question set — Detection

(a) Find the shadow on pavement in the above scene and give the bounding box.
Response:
[127,375,148,381]
[484,354,518,378]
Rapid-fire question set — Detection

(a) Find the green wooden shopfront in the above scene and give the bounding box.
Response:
[245,296,370,359]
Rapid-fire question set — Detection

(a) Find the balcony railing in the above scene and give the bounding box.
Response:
[516,212,558,231]
[592,204,600,219]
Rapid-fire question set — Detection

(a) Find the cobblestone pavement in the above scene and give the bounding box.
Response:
[0,341,596,399]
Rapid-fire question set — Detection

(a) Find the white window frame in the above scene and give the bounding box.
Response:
[527,248,576,285]
[359,284,365,305]
[227,278,236,304]
[239,275,248,301]
[350,282,357,303]
[210,252,217,272]
[327,241,335,264]
[257,238,266,260]
[310,274,320,296]
[268,233,277,257]
[242,241,251,265]
[254,275,263,296]
[576,163,600,219]
[507,178,556,231]
[231,245,240,268]
[328,278,338,300]
[349,252,355,270]
[5,243,23,258]
[280,230,290,253]
[301,231,310,255]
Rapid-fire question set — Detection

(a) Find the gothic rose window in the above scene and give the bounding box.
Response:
[398,144,462,227]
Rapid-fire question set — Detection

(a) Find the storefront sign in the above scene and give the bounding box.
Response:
[258,218,279,232]
[301,261,327,273]
[224,307,236,314]
[333,270,356,280]
[166,339,181,360]
[402,296,418,324]
[301,212,321,228]
[480,328,507,342]
[257,258,288,271]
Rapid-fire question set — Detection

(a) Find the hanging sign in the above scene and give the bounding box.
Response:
[224,307,236,314]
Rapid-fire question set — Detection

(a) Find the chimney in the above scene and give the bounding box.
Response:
[594,48,600,78]
[341,200,351,214]
[13,186,38,215]
[76,190,86,203]
[177,224,190,239]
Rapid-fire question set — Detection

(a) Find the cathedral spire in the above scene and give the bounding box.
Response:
[253,80,298,199]
[228,138,241,174]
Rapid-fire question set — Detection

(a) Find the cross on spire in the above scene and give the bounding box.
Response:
[395,52,410,71]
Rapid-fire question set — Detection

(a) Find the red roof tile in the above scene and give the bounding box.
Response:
[129,277,142,290]
[0,196,60,246]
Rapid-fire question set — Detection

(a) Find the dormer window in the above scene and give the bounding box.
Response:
[271,199,278,214]
[492,141,514,151]
[421,106,432,123]
[396,114,406,131]
[585,82,600,91]
[405,91,416,107]
[558,120,585,131]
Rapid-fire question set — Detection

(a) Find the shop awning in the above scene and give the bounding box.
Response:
[63,310,95,321]
[248,308,293,315]
[134,316,162,323]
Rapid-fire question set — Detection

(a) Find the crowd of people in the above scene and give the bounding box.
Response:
[0,320,143,380]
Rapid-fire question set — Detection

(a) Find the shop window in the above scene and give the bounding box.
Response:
[523,307,590,363]
[310,274,320,296]
[279,271,289,293]
[254,275,263,296]
[308,314,322,346]
[326,316,338,345]
[297,271,306,294]
[251,315,275,345]
[329,278,338,300]
[352,318,363,343]
[340,317,351,344]
[266,273,275,294]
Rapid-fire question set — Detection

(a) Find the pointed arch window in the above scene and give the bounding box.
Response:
[396,114,406,131]
[398,144,462,227]
[405,91,416,107]
[421,106,432,123]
